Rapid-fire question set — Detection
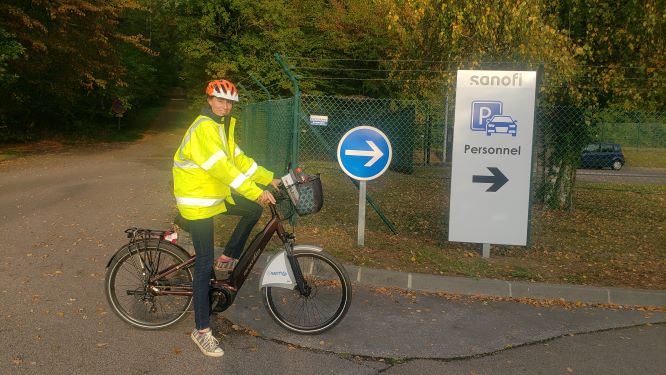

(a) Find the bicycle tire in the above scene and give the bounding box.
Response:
[263,249,352,334]
[104,239,193,330]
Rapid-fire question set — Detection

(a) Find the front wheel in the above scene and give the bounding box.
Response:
[263,249,352,334]
[612,160,623,170]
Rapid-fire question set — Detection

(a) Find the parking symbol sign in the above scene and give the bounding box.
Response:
[471,101,502,131]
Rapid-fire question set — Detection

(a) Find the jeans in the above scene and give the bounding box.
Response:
[185,195,263,330]
[221,195,263,259]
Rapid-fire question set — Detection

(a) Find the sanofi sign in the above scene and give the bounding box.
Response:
[449,70,537,248]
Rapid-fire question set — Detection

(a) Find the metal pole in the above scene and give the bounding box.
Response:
[426,106,431,165]
[482,243,491,258]
[358,181,367,246]
[443,89,450,163]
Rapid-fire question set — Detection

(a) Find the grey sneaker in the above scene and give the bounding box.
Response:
[191,329,224,357]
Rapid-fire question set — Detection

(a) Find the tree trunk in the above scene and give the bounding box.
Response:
[542,155,577,210]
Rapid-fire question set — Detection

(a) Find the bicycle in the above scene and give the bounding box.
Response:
[103,174,352,334]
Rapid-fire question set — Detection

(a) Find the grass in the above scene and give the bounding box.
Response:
[218,160,666,290]
[623,147,666,169]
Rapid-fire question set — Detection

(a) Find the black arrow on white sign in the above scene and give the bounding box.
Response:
[472,167,508,192]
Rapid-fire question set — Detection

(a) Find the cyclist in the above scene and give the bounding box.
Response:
[172,79,280,357]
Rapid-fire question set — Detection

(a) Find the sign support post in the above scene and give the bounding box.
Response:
[482,243,491,258]
[358,181,367,246]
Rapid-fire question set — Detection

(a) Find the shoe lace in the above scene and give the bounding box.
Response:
[202,332,220,350]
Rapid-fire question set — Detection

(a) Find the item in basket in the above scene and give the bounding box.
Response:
[280,171,300,203]
[294,167,308,182]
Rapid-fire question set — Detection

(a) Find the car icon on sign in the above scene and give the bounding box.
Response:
[486,115,517,136]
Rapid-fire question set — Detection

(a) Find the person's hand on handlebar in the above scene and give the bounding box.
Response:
[256,190,276,205]
[270,178,281,190]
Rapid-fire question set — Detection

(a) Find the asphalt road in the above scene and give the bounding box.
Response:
[1,100,664,374]
[576,167,666,185]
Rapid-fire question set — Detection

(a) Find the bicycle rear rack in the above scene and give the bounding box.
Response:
[125,228,177,244]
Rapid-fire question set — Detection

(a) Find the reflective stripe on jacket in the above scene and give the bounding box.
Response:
[173,112,273,220]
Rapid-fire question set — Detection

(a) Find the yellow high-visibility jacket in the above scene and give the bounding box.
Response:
[172,111,273,220]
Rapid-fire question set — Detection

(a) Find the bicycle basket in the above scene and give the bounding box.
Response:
[285,174,323,216]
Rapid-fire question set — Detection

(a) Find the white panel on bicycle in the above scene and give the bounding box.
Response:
[259,251,296,290]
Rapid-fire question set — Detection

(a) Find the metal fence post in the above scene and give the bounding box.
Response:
[443,88,450,163]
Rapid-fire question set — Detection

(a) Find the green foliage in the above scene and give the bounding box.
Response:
[0,0,168,142]
[0,27,24,86]
[552,0,666,110]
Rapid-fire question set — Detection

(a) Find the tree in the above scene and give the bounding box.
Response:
[552,0,665,110]
[168,0,313,100]
[0,0,157,140]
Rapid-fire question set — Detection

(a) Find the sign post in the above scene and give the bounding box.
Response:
[111,99,127,130]
[448,70,538,255]
[337,126,392,246]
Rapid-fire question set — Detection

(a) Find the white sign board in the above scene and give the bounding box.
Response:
[448,70,537,246]
[310,115,329,126]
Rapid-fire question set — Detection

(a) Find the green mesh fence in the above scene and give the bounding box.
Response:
[236,97,294,174]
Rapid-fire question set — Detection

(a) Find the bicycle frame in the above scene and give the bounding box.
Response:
[143,202,305,304]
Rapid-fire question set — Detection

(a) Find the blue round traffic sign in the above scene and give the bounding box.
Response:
[337,126,392,181]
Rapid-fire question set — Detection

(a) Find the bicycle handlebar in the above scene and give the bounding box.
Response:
[267,185,291,206]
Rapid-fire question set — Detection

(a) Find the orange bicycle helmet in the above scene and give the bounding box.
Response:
[206,79,239,102]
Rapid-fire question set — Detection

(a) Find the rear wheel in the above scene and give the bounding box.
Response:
[105,240,193,330]
[612,160,623,170]
[263,249,352,334]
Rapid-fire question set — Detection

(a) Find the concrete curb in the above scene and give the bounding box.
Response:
[345,264,666,308]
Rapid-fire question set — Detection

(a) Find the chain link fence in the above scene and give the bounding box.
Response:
[236,92,666,242]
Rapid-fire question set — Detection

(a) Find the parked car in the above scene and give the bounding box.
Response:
[580,142,625,170]
[486,115,517,136]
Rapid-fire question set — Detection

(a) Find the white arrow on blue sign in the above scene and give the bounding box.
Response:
[337,126,392,181]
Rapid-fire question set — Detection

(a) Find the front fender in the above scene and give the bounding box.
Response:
[293,244,323,252]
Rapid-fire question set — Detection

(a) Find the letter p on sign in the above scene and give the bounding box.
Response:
[471,101,502,131]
